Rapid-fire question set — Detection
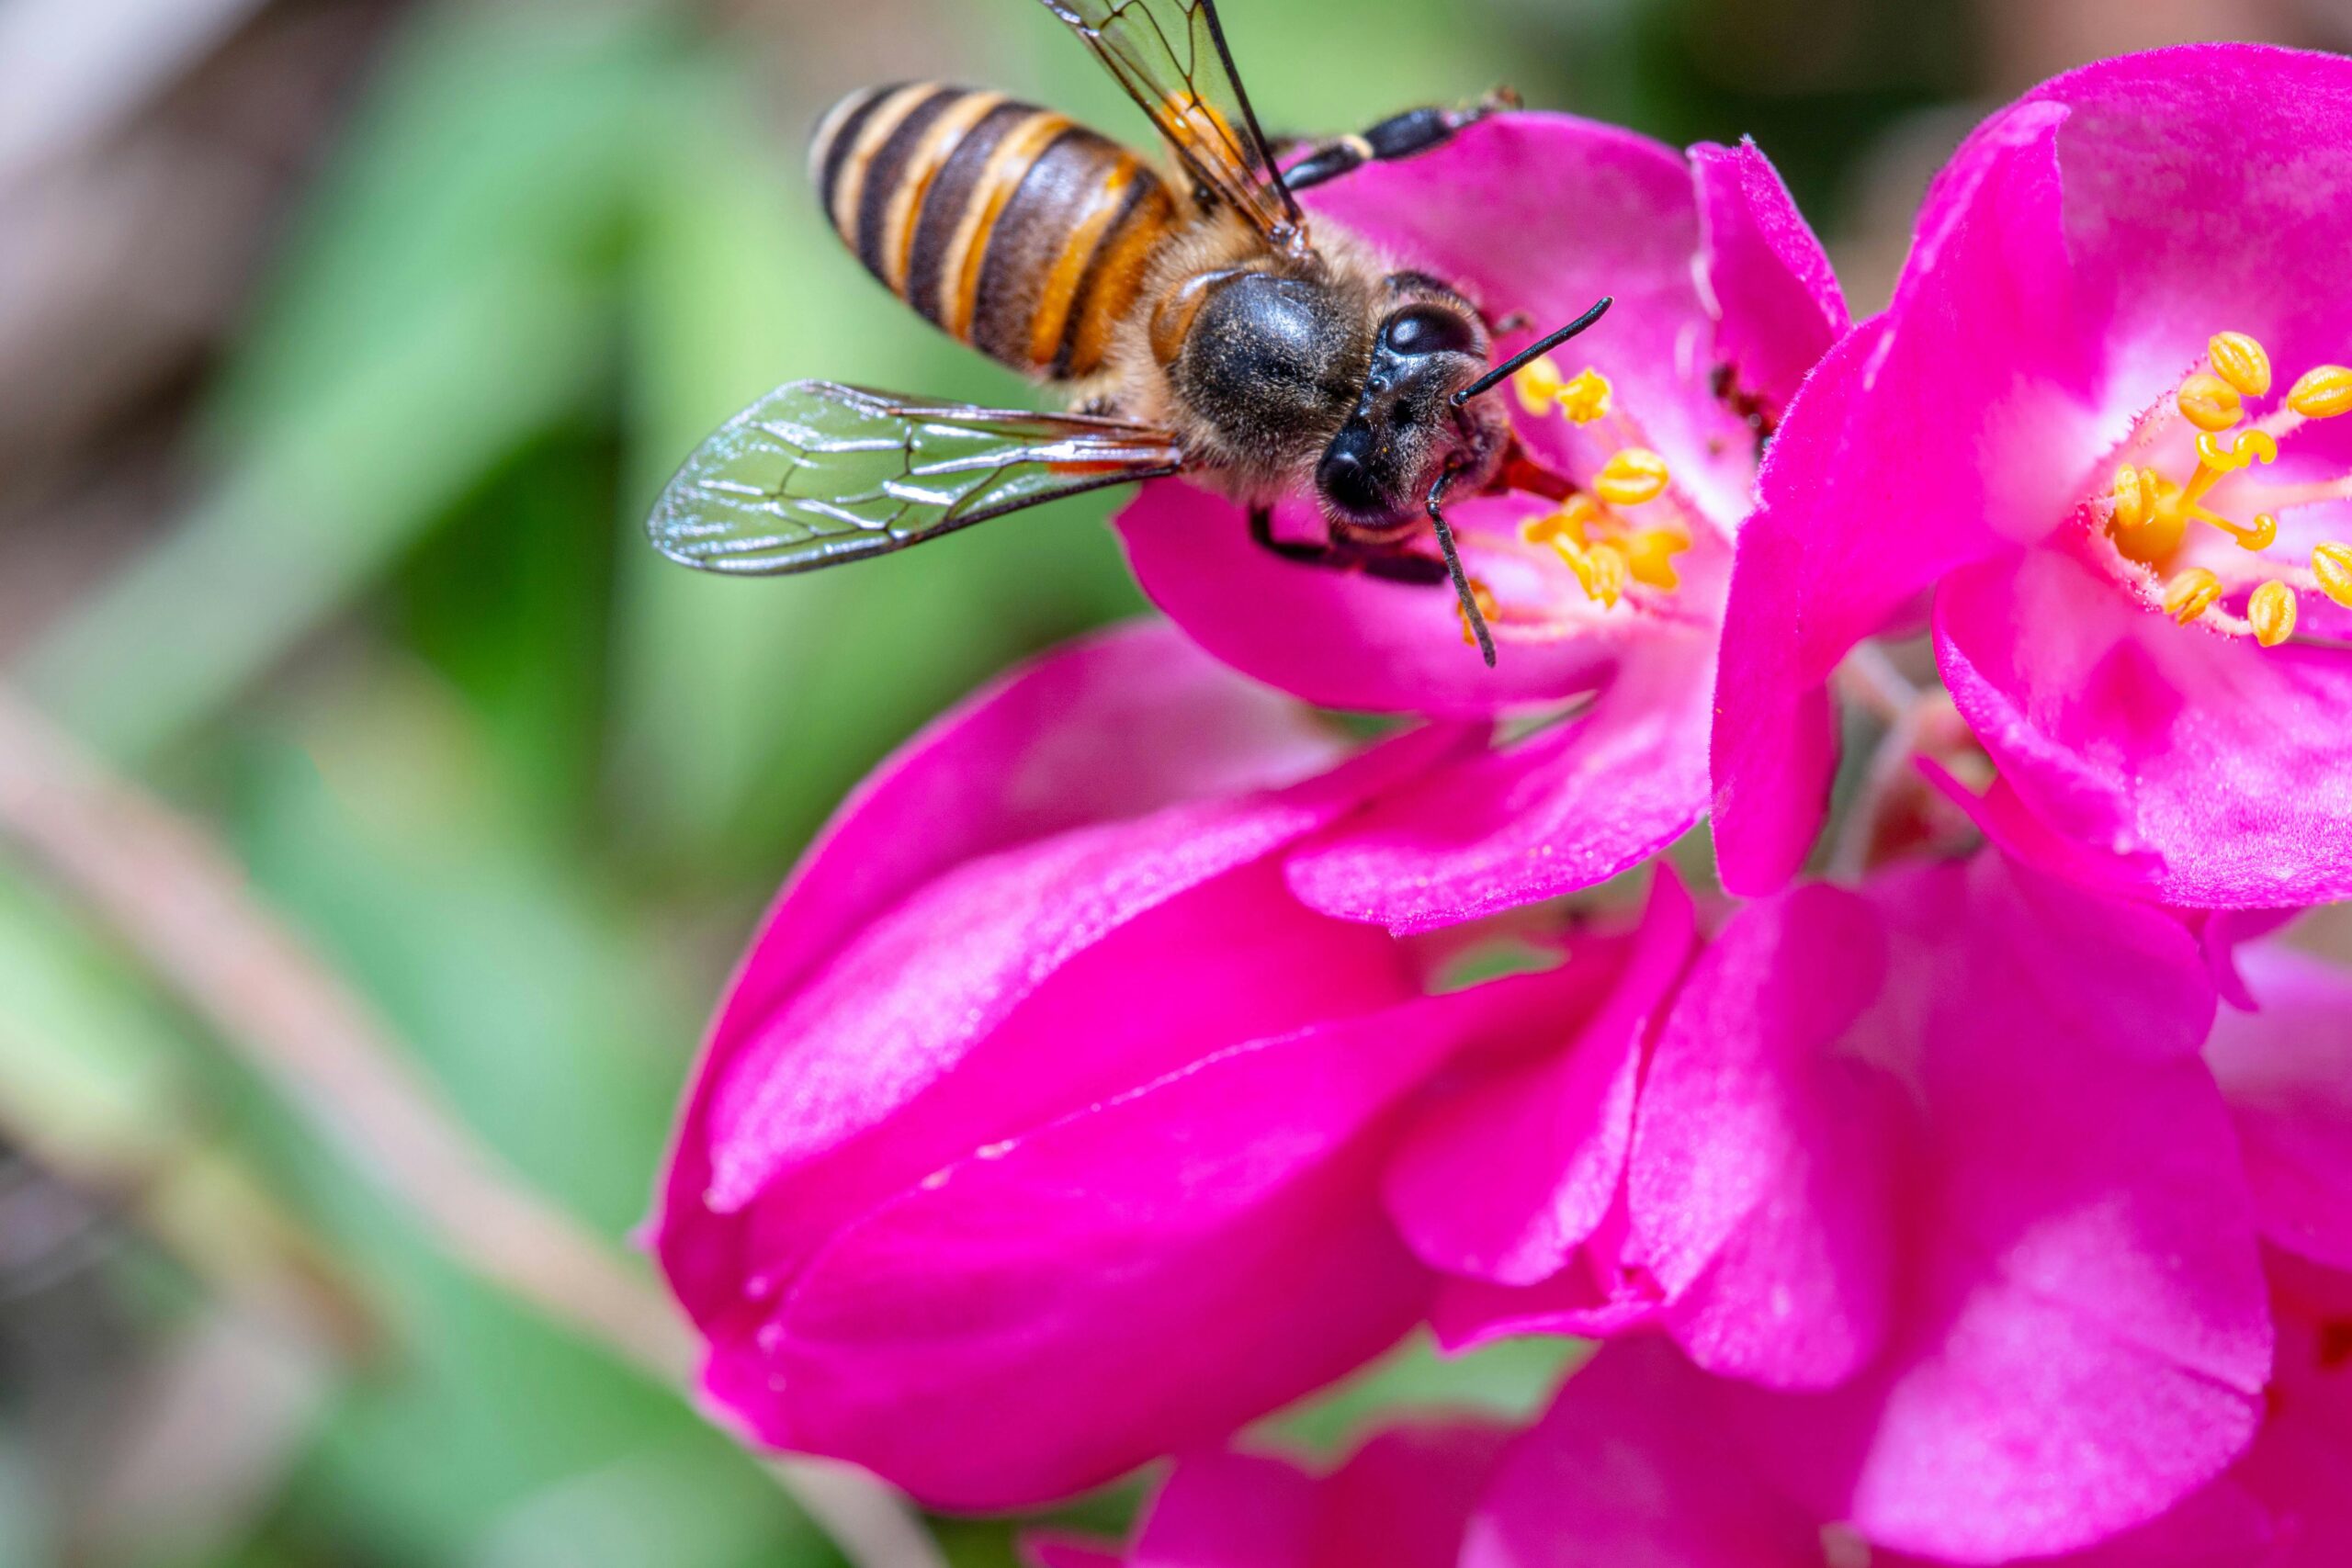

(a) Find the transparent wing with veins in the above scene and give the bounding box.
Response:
[1036,0,1306,254]
[648,380,1186,576]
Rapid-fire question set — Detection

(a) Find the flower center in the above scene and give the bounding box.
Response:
[1442,356,1694,646]
[2099,332,2352,647]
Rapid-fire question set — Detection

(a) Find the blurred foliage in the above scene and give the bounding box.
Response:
[0,0,2314,1561]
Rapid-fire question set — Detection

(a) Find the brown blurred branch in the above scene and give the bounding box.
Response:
[0,684,947,1568]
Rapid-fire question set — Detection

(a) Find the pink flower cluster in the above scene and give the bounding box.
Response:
[650,43,2352,1568]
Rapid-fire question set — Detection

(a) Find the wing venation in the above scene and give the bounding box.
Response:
[649,381,1184,576]
[1038,0,1305,253]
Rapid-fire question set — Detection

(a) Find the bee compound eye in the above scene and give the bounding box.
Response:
[1385,304,1478,358]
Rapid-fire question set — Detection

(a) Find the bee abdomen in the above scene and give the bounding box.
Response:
[811,83,1178,382]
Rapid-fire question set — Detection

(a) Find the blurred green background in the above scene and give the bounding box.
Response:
[0,0,2341,1562]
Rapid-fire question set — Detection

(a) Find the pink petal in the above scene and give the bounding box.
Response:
[1938,545,2352,908]
[1428,1190,1664,1350]
[698,863,1413,1314]
[2237,1279,2352,1568]
[712,620,1342,1039]
[1690,139,1849,421]
[1629,881,1900,1389]
[1118,480,1637,718]
[1312,1421,1513,1568]
[698,728,1454,1212]
[655,624,1347,1313]
[754,973,1570,1507]
[1464,1338,1824,1568]
[1132,1450,1318,1568]
[1023,1543,1129,1568]
[1385,868,1695,1284]
[1057,1420,1508,1568]
[1714,856,2268,1562]
[2030,46,2352,457]
[1283,644,1714,931]
[2203,943,2352,1269]
[1713,99,2101,895]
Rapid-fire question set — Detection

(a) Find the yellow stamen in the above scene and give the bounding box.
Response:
[2209,333,2272,398]
[1581,542,1628,608]
[2313,542,2352,608]
[1555,367,1613,424]
[2164,567,2223,624]
[1594,447,1670,507]
[2109,465,2156,531]
[2181,427,2277,509]
[2112,470,2187,564]
[2288,364,2352,419]
[1458,576,1498,645]
[2248,580,2298,647]
[2178,372,2244,434]
[1621,526,1690,590]
[1513,355,1566,417]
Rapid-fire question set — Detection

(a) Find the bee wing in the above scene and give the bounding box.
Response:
[647,380,1186,576]
[1037,0,1306,254]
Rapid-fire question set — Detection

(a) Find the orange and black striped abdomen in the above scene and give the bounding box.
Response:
[812,84,1179,382]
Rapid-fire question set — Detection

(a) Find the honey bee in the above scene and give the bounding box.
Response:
[646,0,1610,664]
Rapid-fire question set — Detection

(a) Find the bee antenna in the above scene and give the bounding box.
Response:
[1426,467,1495,668]
[1453,296,1612,407]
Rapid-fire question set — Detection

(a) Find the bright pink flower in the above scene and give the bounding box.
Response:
[1125,113,1845,931]
[1024,1420,1509,1568]
[1714,44,2352,907]
[2204,937,2352,1274]
[650,622,1628,1508]
[1465,1334,2286,1568]
[1430,852,2274,1562]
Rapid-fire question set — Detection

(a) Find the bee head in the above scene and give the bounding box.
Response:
[1314,281,1500,531]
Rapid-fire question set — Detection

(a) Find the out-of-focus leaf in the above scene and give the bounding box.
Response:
[222,658,686,1235]
[187,669,838,1564]
[17,2,678,760]
[22,263,604,761]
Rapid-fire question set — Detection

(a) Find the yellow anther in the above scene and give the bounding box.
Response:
[2109,466,2156,531]
[1555,367,1613,424]
[2288,364,2352,419]
[1581,542,1628,608]
[2313,541,2352,608]
[1513,355,1566,417]
[1519,512,1566,547]
[2249,580,2298,647]
[2177,372,2244,433]
[2209,333,2272,398]
[1621,526,1690,590]
[2164,567,2224,624]
[1593,447,1671,507]
[1519,499,1597,552]
[1458,576,1498,646]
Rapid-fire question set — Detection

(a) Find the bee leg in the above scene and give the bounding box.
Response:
[1249,504,1344,565]
[1352,547,1451,586]
[1250,506,1449,586]
[1281,90,1520,193]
